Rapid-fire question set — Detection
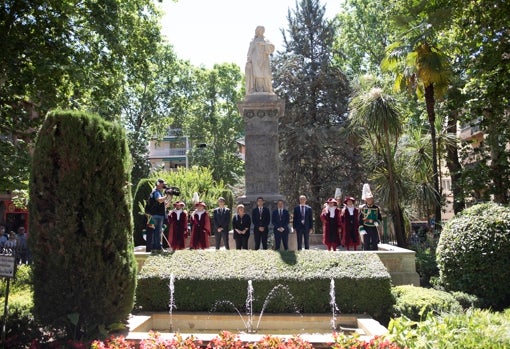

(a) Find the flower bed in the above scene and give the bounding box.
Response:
[90,330,404,349]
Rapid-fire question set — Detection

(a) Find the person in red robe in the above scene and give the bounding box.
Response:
[167,201,188,250]
[189,202,211,249]
[320,198,342,251]
[340,196,361,250]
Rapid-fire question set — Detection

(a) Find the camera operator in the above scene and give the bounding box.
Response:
[147,179,173,253]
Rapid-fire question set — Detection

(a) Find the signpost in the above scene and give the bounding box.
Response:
[0,251,16,348]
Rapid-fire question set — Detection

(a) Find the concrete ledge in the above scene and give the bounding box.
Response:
[375,244,420,286]
[357,317,388,337]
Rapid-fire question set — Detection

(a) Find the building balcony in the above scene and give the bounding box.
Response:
[149,148,187,158]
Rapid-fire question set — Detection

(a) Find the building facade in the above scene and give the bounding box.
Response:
[147,129,190,171]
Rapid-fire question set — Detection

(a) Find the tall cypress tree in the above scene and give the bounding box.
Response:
[29,110,137,339]
[273,0,360,231]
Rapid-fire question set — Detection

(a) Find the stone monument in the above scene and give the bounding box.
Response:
[238,26,285,207]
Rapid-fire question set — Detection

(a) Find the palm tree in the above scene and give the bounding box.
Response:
[381,32,450,228]
[350,87,407,247]
[399,127,437,220]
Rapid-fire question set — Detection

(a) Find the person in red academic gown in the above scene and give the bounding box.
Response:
[320,198,342,251]
[167,201,188,250]
[189,202,211,249]
[340,196,361,250]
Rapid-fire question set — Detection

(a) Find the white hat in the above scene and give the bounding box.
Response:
[192,192,200,204]
[361,183,373,200]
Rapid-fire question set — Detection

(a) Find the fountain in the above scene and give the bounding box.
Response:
[128,276,388,346]
[255,283,300,330]
[246,280,254,332]
[208,280,301,333]
[329,279,338,330]
[168,274,176,331]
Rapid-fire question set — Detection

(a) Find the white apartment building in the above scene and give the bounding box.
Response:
[147,129,190,171]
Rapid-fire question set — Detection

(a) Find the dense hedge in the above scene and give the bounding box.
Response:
[29,110,137,339]
[133,178,154,247]
[136,250,394,322]
[436,202,510,310]
[391,285,462,321]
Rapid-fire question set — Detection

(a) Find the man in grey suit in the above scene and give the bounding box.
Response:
[293,195,313,250]
[213,197,231,250]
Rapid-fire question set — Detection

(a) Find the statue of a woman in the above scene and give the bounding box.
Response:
[245,26,275,95]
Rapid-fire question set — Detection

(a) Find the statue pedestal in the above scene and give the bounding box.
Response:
[238,93,285,208]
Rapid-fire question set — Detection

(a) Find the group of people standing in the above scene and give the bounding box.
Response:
[145,179,382,253]
[230,195,313,251]
[0,225,30,263]
[319,194,381,251]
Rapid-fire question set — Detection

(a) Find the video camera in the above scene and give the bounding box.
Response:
[163,185,180,196]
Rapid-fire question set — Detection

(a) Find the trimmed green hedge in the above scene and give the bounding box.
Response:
[133,178,153,247]
[437,202,510,310]
[136,250,394,322]
[29,110,137,339]
[392,285,462,321]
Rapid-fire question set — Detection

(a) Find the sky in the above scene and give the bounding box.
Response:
[157,0,340,68]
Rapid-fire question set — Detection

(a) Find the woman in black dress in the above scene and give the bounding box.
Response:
[232,204,251,250]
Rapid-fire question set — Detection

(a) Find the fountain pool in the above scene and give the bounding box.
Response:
[126,312,388,346]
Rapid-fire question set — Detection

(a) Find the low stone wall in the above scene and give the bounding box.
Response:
[375,244,420,286]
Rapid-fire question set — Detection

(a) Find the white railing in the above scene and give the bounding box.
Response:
[150,148,187,157]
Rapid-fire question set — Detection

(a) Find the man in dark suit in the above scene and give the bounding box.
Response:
[251,196,271,250]
[213,197,231,250]
[293,195,313,250]
[272,199,290,250]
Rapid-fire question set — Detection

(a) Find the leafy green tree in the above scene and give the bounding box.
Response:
[0,136,31,192]
[179,63,245,186]
[439,81,466,213]
[120,45,193,188]
[273,0,359,231]
[398,126,436,219]
[381,1,451,226]
[349,87,407,246]
[29,110,137,340]
[447,0,510,204]
[334,0,392,77]
[0,0,163,191]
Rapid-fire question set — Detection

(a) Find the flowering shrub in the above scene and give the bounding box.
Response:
[331,333,405,349]
[139,331,201,349]
[91,335,134,349]
[249,334,314,349]
[207,331,244,349]
[86,331,404,349]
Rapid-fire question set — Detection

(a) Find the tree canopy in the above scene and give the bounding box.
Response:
[273,0,361,230]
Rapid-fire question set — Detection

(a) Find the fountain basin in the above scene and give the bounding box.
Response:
[127,312,388,346]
